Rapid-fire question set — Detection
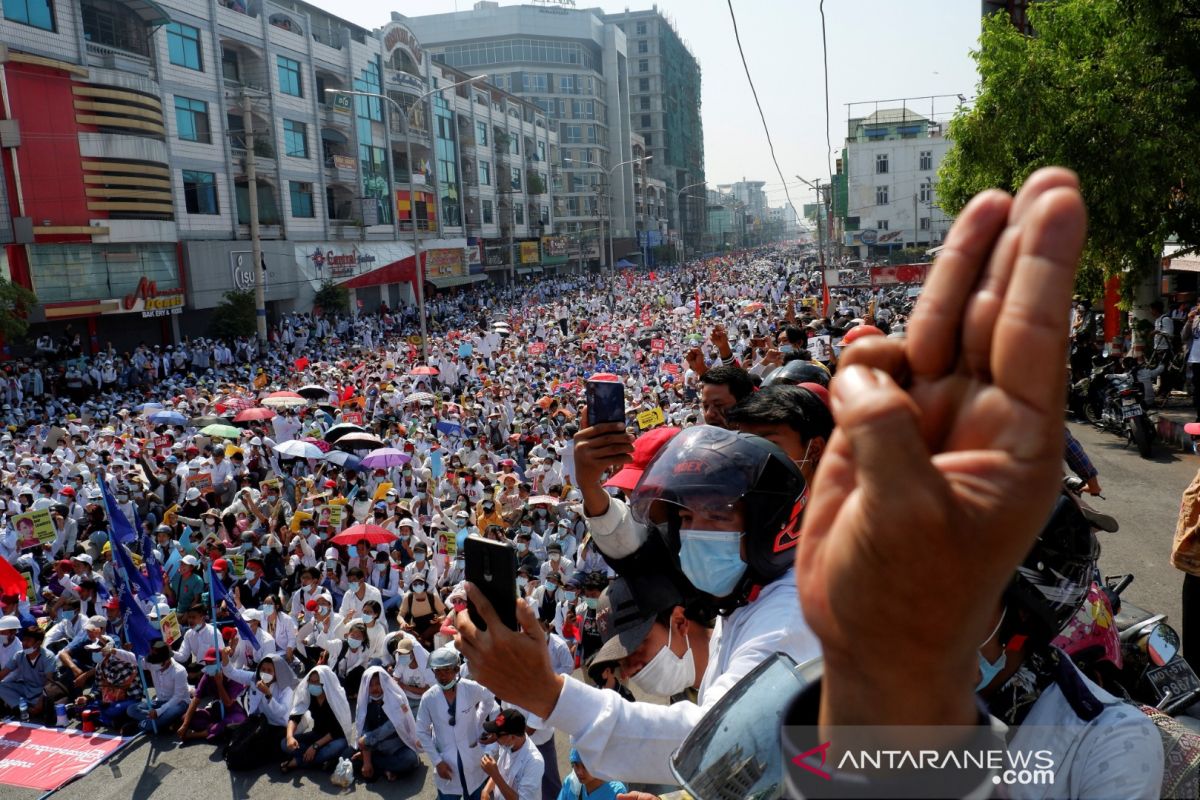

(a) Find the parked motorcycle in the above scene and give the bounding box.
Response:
[1072,359,1155,458]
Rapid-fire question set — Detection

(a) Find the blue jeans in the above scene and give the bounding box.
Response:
[283,731,350,767]
[128,699,186,734]
[362,743,419,776]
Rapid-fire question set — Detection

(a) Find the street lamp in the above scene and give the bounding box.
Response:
[674,181,706,264]
[565,155,651,274]
[327,73,487,359]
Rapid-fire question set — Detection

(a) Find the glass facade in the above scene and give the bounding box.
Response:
[354,60,391,225]
[440,38,599,70]
[29,244,178,304]
[434,94,461,227]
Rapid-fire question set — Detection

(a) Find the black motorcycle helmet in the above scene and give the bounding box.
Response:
[629,426,807,614]
[762,359,831,389]
[1004,491,1100,644]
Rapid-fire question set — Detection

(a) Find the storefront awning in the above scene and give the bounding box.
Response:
[428,274,488,289]
[1167,256,1200,273]
[516,267,544,275]
[128,0,171,26]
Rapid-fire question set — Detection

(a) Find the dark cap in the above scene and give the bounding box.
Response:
[145,640,172,664]
[482,710,527,736]
[592,576,683,665]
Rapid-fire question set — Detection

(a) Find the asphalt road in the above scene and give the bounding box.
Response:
[7,420,1199,800]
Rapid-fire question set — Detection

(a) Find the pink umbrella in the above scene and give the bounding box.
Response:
[234,407,276,422]
[360,448,412,469]
[301,436,331,453]
[409,366,439,376]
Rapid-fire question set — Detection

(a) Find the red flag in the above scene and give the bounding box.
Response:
[0,557,28,598]
[821,280,831,318]
[294,357,310,371]
[624,272,634,291]
[695,287,701,319]
[648,271,657,282]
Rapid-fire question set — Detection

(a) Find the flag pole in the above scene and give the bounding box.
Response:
[206,560,226,720]
[98,471,157,734]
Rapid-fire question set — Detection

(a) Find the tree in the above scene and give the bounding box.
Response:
[0,278,36,343]
[938,0,1200,298]
[314,281,349,316]
[209,290,256,339]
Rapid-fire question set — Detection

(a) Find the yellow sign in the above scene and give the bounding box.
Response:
[229,553,245,577]
[520,242,540,264]
[636,407,665,430]
[326,504,345,529]
[160,610,181,645]
[373,482,394,502]
[13,509,54,551]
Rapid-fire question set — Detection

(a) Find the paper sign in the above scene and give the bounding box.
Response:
[229,553,245,577]
[159,610,181,645]
[14,509,54,551]
[663,364,682,376]
[636,407,666,430]
[20,572,34,602]
[650,338,666,353]
[605,342,621,355]
[153,435,172,451]
[185,472,212,493]
[458,343,473,358]
[581,340,597,351]
[528,342,547,355]
[372,482,394,502]
[327,504,345,528]
[342,412,364,426]
[809,334,832,362]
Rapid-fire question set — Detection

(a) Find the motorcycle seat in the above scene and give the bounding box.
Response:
[1115,601,1160,633]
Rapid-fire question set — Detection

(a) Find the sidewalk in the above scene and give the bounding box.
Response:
[1152,395,1197,454]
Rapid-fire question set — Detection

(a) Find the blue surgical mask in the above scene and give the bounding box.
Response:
[976,650,1007,692]
[61,610,76,621]
[562,590,576,602]
[584,597,599,610]
[347,581,360,592]
[678,529,746,598]
[308,683,324,696]
[517,542,528,553]
[780,344,794,354]
[347,545,358,558]
[203,664,220,676]
[347,637,362,650]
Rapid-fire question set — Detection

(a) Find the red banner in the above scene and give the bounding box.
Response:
[605,342,621,355]
[342,412,364,426]
[528,342,547,355]
[0,722,128,790]
[663,363,681,375]
[650,338,666,353]
[294,357,310,371]
[869,263,930,287]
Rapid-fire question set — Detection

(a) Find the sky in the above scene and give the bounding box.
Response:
[306,0,983,212]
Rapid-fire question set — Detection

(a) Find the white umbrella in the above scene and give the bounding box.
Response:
[273,439,323,459]
[671,306,691,315]
[403,392,436,404]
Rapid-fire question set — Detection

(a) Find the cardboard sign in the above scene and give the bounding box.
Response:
[327,504,345,528]
[159,610,181,645]
[153,435,172,451]
[809,334,833,362]
[229,553,245,577]
[13,509,54,551]
[640,310,652,326]
[662,363,682,376]
[20,572,34,602]
[650,338,666,353]
[581,340,597,351]
[605,342,621,355]
[528,342,547,355]
[185,472,212,493]
[636,407,666,430]
[342,412,364,426]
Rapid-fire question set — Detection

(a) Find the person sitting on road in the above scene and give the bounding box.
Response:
[352,666,422,782]
[282,664,355,774]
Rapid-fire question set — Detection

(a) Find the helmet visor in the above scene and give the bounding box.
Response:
[630,427,764,525]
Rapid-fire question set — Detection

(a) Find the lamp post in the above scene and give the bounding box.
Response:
[795,175,826,271]
[328,74,486,360]
[565,155,650,274]
[674,180,706,265]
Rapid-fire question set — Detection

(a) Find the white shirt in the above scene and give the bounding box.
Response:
[338,583,382,621]
[174,625,218,664]
[416,679,497,796]
[496,738,545,799]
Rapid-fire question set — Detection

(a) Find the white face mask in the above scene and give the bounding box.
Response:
[259,672,274,685]
[627,623,694,698]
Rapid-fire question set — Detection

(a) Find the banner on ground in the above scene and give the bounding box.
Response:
[0,721,128,791]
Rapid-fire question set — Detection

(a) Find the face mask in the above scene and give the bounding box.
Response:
[454,558,464,570]
[412,583,426,593]
[678,529,746,598]
[262,604,275,616]
[780,344,794,354]
[308,683,324,697]
[347,581,360,593]
[546,585,557,596]
[438,676,460,691]
[369,691,384,703]
[62,610,76,621]
[562,590,576,602]
[92,650,105,664]
[415,554,426,563]
[584,597,599,610]
[23,646,37,655]
[628,624,695,697]
[516,577,528,589]
[192,623,205,633]
[975,610,1008,692]
[260,672,274,685]
[347,637,363,650]
[550,554,560,562]
[517,542,528,553]
[347,546,358,559]
[203,664,220,676]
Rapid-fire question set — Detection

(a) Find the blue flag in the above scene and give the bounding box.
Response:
[98,477,138,546]
[140,532,164,595]
[208,566,260,651]
[112,538,155,599]
[119,586,161,657]
[436,420,462,438]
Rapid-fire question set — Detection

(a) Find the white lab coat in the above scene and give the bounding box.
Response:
[415,678,496,796]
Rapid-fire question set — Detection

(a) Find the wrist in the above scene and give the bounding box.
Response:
[819,649,977,728]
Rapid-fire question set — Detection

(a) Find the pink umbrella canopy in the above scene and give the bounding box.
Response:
[234,407,276,422]
[360,448,412,469]
[300,437,332,453]
[330,524,396,546]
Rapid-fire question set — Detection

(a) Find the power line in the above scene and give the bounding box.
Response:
[819,0,833,181]
[724,0,798,220]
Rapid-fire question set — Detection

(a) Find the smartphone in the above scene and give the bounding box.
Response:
[463,535,518,631]
[586,377,625,424]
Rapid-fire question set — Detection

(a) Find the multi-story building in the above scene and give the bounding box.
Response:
[706,188,745,252]
[0,0,556,350]
[836,106,953,261]
[603,7,705,256]
[401,1,637,268]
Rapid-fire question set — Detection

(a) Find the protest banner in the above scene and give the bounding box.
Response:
[342,411,364,426]
[636,407,666,430]
[650,338,666,353]
[0,722,128,791]
[528,342,547,355]
[184,472,212,493]
[19,572,34,602]
[159,610,181,645]
[662,363,682,376]
[605,342,621,355]
[229,553,245,577]
[327,504,345,528]
[13,509,54,551]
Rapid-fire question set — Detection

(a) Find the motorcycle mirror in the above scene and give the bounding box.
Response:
[1148,623,1181,667]
[669,652,818,800]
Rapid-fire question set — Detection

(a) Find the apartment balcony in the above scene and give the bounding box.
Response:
[85,42,156,81]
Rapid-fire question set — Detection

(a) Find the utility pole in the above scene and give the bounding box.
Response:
[242,93,267,344]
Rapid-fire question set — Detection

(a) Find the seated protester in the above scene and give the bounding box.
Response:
[0,626,54,718]
[585,658,635,703]
[538,543,574,583]
[230,609,276,670]
[551,575,582,639]
[75,639,141,732]
[260,593,299,665]
[480,710,544,800]
[397,580,445,651]
[221,652,298,771]
[289,567,325,619]
[167,555,206,613]
[326,621,373,701]
[367,551,401,613]
[281,665,355,774]
[402,543,438,592]
[514,532,540,576]
[177,647,247,742]
[233,555,272,608]
[44,597,83,654]
[531,571,563,626]
[977,493,1163,799]
[126,640,190,735]
[557,748,627,800]
[389,636,435,718]
[340,567,383,623]
[359,601,387,659]
[54,615,107,701]
[724,383,833,484]
[352,666,423,782]
[298,592,344,660]
[319,557,346,609]
[574,573,608,665]
[0,617,21,670]
[174,605,219,680]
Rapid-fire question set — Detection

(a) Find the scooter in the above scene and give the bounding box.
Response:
[1072,359,1156,458]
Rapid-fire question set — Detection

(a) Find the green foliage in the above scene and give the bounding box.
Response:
[526,172,547,196]
[313,281,349,315]
[938,0,1200,298]
[0,278,36,342]
[209,290,257,339]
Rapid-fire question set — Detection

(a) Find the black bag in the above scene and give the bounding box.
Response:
[223,713,284,771]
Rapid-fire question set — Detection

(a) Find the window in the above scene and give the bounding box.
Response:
[641,114,651,129]
[289,181,315,218]
[476,121,488,145]
[636,21,646,34]
[639,78,649,92]
[174,96,210,143]
[4,0,54,30]
[283,119,308,158]
[876,219,889,231]
[514,203,524,224]
[479,160,491,186]
[876,185,888,205]
[182,171,218,215]
[639,96,650,110]
[166,22,202,70]
[638,40,648,54]
[221,47,240,83]
[510,167,522,190]
[919,150,933,171]
[919,180,932,203]
[537,141,546,162]
[644,133,652,146]
[639,59,648,73]
[277,55,302,97]
[920,216,931,231]
[875,153,888,174]
[482,199,494,224]
[540,204,549,225]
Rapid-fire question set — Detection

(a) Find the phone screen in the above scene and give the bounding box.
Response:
[586,378,625,424]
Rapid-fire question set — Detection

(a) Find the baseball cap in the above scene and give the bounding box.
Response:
[0,615,18,631]
[182,554,200,567]
[482,710,527,736]
[592,576,684,665]
[202,647,218,664]
[604,427,682,492]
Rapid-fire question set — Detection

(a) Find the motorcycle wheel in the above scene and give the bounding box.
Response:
[1130,415,1154,459]
[1084,401,1103,425]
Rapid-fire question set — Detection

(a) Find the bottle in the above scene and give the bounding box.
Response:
[18,698,28,722]
[55,703,68,727]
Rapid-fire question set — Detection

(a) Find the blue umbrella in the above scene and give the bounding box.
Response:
[323,451,363,471]
[136,402,164,413]
[149,410,187,426]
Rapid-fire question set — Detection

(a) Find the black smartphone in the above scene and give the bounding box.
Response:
[463,535,518,631]
[586,378,625,424]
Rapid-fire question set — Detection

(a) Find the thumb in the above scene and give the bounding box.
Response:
[830,365,943,497]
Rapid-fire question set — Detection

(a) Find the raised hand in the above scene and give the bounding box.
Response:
[796,168,1086,726]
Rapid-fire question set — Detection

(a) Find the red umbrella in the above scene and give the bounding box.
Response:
[409,366,439,376]
[331,524,396,546]
[234,407,276,422]
[215,396,254,414]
